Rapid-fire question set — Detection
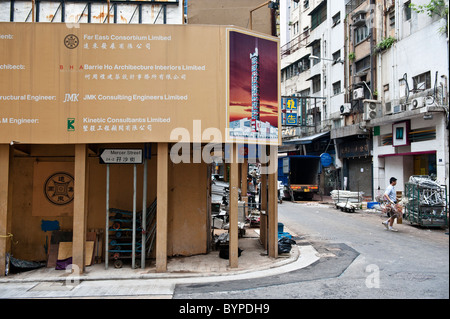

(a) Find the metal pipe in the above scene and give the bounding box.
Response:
[141,157,147,269]
[107,0,110,23]
[132,164,137,269]
[163,4,167,24]
[36,0,40,22]
[10,0,14,22]
[105,164,110,270]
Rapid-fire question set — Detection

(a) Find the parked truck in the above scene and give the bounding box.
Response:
[278,155,321,201]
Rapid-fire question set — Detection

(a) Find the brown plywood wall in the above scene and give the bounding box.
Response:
[9,143,208,262]
[187,0,273,35]
[168,161,208,256]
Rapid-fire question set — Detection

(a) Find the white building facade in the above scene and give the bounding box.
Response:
[370,0,449,194]
[280,0,346,140]
[279,0,348,196]
[281,0,449,199]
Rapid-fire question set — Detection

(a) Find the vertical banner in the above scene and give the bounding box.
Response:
[227,29,280,145]
[299,97,307,126]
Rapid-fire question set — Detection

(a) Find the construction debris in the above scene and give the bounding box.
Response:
[331,190,364,213]
[330,190,364,203]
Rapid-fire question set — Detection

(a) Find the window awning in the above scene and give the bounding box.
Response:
[300,53,311,60]
[308,0,326,16]
[306,73,321,81]
[306,38,320,48]
[283,131,330,145]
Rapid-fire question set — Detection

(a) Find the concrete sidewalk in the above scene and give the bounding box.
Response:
[0,229,319,285]
[0,244,319,299]
[0,229,320,299]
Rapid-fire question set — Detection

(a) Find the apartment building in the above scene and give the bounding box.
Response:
[281,0,448,199]
[329,0,380,198]
[280,0,347,195]
[369,0,449,195]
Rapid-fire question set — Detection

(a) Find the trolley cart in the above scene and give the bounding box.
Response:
[107,208,144,269]
[106,200,157,269]
[405,176,448,228]
[331,190,363,213]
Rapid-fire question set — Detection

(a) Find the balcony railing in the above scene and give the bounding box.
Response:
[345,0,366,15]
[281,29,310,58]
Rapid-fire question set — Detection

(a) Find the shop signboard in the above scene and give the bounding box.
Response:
[0,23,280,145]
[281,97,298,126]
[338,139,371,158]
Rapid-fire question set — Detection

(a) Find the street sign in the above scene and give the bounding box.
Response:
[320,153,333,167]
[99,149,143,164]
[285,113,298,126]
[282,97,298,111]
[286,98,298,111]
[282,97,299,126]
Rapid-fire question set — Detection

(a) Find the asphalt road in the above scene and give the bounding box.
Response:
[174,201,449,299]
[1,201,447,302]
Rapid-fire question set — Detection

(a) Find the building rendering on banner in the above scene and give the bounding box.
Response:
[228,30,280,143]
[250,47,261,133]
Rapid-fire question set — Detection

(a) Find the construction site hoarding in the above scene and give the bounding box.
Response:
[0,23,280,145]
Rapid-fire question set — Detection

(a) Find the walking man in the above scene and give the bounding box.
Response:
[382,177,401,232]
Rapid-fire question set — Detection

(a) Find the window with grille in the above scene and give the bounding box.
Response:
[333,81,341,95]
[311,2,327,30]
[413,72,431,91]
[354,25,368,45]
[312,75,321,93]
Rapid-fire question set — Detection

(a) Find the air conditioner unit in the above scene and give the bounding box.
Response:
[409,97,425,110]
[384,102,392,115]
[363,100,382,121]
[352,13,366,26]
[393,104,406,113]
[353,88,364,100]
[340,103,352,115]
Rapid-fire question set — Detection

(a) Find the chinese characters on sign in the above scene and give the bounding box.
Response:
[0,24,280,145]
[282,97,298,126]
[82,124,152,133]
[99,149,143,164]
[338,140,370,158]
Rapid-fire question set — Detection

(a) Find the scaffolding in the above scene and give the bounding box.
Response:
[1,0,180,24]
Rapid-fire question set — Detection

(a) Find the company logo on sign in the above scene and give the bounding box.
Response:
[44,172,74,205]
[64,34,79,49]
[67,118,75,131]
